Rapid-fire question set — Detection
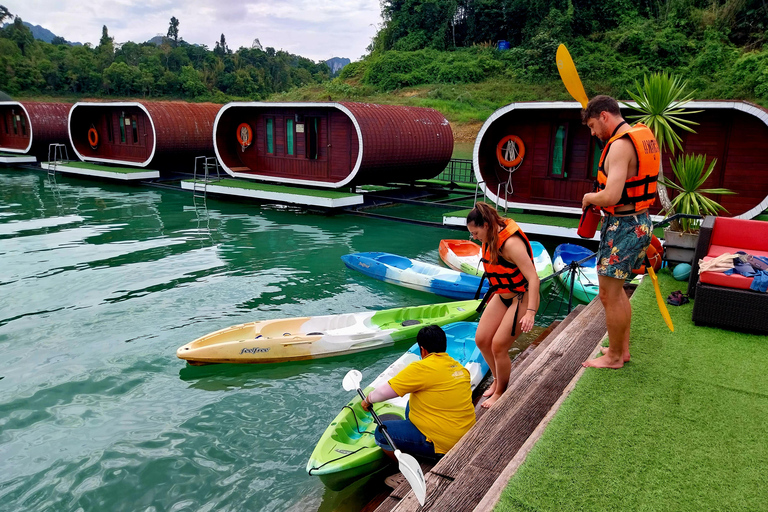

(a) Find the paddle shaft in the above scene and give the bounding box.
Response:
[356,388,400,451]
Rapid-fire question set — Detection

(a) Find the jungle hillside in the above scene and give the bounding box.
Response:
[3,1,768,138]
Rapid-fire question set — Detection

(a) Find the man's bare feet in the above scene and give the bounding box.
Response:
[482,380,497,398]
[582,353,624,369]
[600,346,630,362]
[481,392,503,408]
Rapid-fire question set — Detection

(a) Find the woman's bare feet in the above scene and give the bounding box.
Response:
[600,346,630,362]
[482,380,497,398]
[481,392,503,408]
[582,353,624,369]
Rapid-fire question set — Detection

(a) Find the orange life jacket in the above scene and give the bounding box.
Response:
[596,122,660,215]
[480,219,534,299]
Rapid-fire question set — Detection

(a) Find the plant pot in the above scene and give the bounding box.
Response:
[663,228,699,264]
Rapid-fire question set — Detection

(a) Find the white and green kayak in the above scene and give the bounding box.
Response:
[176,300,480,365]
[306,321,488,490]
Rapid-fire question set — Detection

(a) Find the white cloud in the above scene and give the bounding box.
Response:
[6,0,382,61]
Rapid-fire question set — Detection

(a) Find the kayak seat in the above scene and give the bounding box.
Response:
[378,413,404,422]
[401,320,421,326]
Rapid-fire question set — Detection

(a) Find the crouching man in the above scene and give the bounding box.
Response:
[361,325,476,459]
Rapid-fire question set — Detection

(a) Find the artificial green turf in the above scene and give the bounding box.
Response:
[185,178,359,198]
[57,161,158,173]
[494,269,768,512]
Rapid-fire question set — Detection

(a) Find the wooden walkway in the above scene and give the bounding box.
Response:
[374,298,607,512]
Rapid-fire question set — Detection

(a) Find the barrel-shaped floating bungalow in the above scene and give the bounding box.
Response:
[68,101,221,170]
[474,101,768,219]
[0,101,72,159]
[214,102,454,188]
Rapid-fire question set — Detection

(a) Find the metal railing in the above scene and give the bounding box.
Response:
[435,158,475,185]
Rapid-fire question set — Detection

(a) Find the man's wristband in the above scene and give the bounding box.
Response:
[528,308,536,312]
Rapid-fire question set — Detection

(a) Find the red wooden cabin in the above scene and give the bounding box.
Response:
[0,101,72,158]
[214,102,453,188]
[69,101,221,171]
[475,101,768,219]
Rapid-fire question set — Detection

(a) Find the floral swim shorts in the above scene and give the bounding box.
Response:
[597,211,653,280]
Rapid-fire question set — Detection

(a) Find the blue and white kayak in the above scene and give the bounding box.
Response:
[342,252,489,300]
[552,243,599,305]
[306,321,488,490]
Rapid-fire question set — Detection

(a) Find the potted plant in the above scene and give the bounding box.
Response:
[623,72,734,264]
[660,154,735,263]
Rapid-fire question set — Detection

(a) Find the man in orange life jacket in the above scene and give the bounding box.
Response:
[581,95,659,369]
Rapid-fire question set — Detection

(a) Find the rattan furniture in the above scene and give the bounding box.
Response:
[689,216,768,334]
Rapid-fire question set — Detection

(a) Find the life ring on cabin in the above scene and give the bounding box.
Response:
[236,123,253,150]
[88,128,99,149]
[496,135,525,168]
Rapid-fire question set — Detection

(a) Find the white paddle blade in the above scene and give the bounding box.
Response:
[342,370,363,392]
[394,450,426,506]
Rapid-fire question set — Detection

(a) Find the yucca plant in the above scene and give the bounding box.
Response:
[662,154,735,232]
[622,72,704,231]
[624,72,701,153]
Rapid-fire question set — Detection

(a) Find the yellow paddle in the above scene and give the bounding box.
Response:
[555,43,674,331]
[647,266,674,332]
[555,44,589,108]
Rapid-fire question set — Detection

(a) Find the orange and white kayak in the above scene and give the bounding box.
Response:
[438,239,485,276]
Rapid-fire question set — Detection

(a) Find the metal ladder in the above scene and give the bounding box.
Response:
[47,144,69,176]
[472,180,510,215]
[192,156,221,198]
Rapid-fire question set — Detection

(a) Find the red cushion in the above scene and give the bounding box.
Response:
[710,217,768,252]
[699,270,754,290]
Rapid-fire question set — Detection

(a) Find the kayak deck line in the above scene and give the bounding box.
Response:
[371,296,609,512]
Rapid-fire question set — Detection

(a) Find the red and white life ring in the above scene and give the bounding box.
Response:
[496,135,525,168]
[236,123,253,149]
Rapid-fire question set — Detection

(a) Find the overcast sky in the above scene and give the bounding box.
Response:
[5,0,383,62]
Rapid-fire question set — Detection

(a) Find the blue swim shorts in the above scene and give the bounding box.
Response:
[597,211,653,280]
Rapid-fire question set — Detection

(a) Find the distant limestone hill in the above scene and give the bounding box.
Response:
[1,21,82,46]
[325,57,351,76]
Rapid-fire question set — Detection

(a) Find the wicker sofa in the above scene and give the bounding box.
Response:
[688,216,768,334]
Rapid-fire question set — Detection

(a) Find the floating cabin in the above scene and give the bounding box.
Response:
[0,101,73,159]
[214,102,454,188]
[475,101,768,219]
[69,101,221,171]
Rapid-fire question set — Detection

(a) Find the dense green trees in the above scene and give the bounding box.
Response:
[352,0,768,104]
[0,10,330,101]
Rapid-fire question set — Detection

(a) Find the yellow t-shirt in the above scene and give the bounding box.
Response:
[388,352,476,454]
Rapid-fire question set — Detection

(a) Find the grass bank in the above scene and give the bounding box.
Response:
[495,269,768,511]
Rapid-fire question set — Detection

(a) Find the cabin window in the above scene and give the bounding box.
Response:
[20,116,26,136]
[307,117,319,160]
[119,112,126,143]
[266,118,274,154]
[550,124,568,178]
[106,115,113,143]
[131,116,139,144]
[12,114,17,135]
[591,141,603,178]
[3,115,7,134]
[286,119,294,156]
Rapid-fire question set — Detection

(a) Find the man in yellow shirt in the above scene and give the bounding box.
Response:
[361,325,476,459]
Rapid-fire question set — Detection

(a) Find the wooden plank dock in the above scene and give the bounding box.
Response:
[374,298,607,512]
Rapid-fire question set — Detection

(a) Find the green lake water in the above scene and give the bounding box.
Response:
[0,168,574,512]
